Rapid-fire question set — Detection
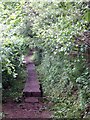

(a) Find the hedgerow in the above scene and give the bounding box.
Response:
[1,1,90,118]
[22,1,90,118]
[1,2,29,88]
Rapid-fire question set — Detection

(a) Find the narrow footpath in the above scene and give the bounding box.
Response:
[2,50,53,120]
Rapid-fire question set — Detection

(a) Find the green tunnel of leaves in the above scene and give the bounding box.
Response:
[1,1,90,118]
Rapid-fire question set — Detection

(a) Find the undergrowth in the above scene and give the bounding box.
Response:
[1,1,90,118]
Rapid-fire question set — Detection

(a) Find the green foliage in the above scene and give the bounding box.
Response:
[22,1,90,118]
[0,2,29,88]
[3,72,25,101]
[1,1,90,118]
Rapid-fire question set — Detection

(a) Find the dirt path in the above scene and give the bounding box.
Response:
[2,98,52,119]
[2,50,53,119]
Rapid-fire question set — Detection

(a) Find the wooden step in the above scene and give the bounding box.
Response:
[23,79,41,97]
[23,62,41,97]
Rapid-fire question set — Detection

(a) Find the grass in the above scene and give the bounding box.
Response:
[3,68,26,102]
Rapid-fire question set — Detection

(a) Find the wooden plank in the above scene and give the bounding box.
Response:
[23,60,41,97]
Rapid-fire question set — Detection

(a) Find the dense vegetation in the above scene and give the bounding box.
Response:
[1,1,90,118]
[1,2,28,100]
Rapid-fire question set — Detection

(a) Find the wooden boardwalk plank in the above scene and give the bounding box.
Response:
[23,55,41,97]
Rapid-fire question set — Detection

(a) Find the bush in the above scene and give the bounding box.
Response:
[22,1,90,118]
[1,1,90,118]
[1,2,29,88]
